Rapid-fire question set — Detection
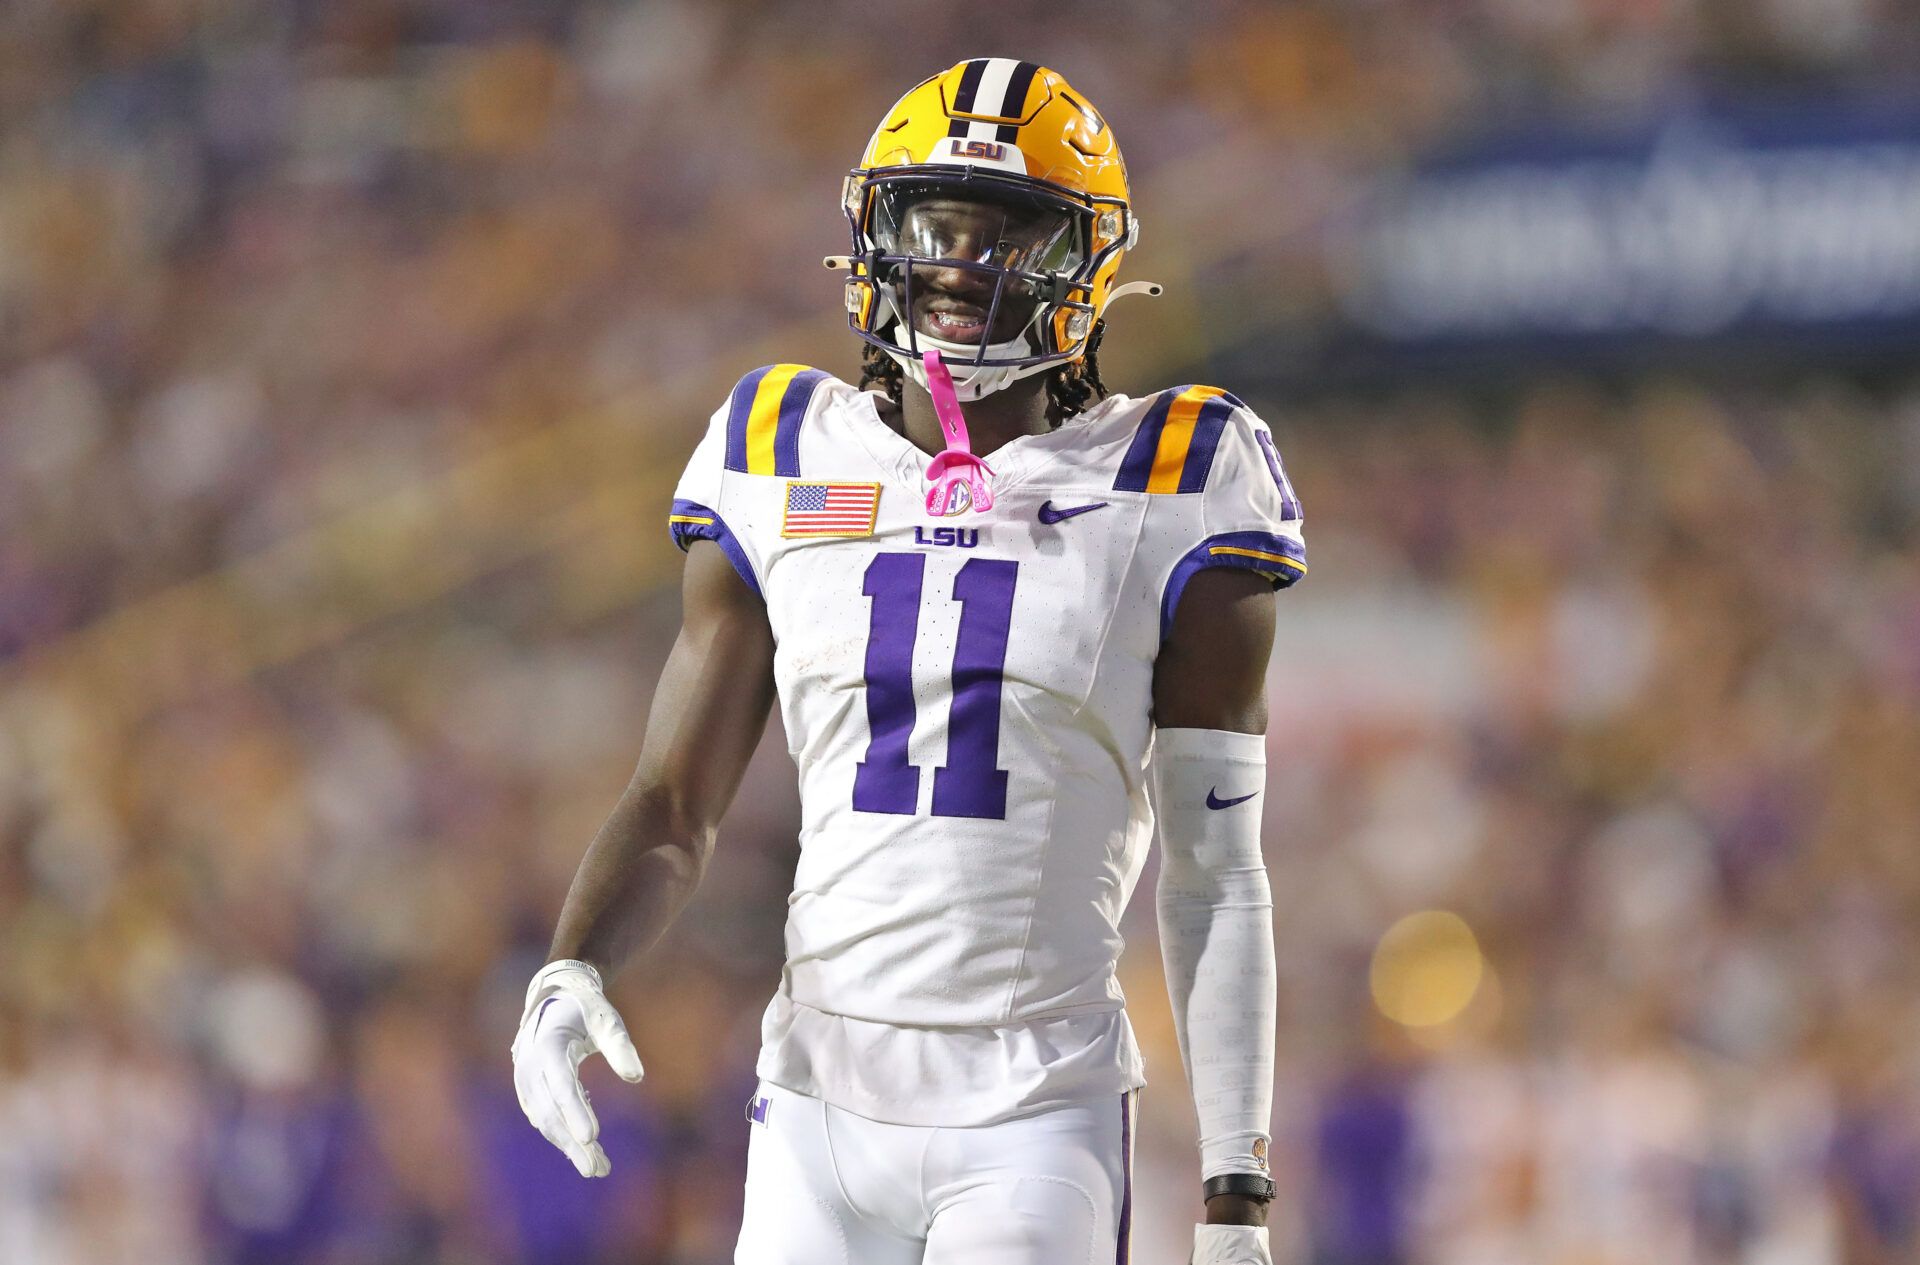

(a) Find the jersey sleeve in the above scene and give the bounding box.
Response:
[1158,396,1306,639]
[666,363,839,598]
[666,391,763,598]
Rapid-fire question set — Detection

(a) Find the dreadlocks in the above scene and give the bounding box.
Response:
[858,341,906,408]
[857,320,1109,429]
[1045,319,1107,423]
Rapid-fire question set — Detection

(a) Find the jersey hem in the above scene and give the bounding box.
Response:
[668,497,762,598]
[756,992,1147,1128]
[1159,530,1306,640]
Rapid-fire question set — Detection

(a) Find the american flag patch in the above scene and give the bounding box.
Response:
[781,481,881,538]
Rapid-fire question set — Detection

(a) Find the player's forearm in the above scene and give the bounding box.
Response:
[548,777,715,978]
[546,541,776,979]
[1152,727,1279,1226]
[1156,857,1278,1168]
[1159,873,1278,1229]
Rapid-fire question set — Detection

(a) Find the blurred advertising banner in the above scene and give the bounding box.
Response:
[1317,101,1920,374]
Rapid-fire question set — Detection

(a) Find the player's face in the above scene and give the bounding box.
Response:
[870,184,1082,346]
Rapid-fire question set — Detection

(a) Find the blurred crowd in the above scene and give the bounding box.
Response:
[1249,377,1920,1265]
[4,1,1920,1263]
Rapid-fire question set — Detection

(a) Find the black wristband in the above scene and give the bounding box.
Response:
[1203,1173,1276,1203]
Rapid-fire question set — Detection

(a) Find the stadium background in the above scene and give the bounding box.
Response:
[4,1,1919,1263]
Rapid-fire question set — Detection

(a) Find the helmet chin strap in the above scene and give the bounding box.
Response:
[884,337,1053,402]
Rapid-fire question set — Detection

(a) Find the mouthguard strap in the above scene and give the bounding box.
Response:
[921,351,995,516]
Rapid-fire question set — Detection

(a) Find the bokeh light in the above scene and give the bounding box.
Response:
[1369,910,1486,1029]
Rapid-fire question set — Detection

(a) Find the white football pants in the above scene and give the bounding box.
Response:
[733,1080,1137,1265]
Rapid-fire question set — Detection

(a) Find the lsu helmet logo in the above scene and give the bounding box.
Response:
[948,138,1008,162]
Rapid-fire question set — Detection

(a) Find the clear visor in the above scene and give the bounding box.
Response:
[868,181,1085,276]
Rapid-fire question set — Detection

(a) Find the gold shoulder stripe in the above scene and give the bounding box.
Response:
[744,364,808,476]
[1144,386,1228,494]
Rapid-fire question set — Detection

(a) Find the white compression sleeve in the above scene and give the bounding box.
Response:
[1152,726,1277,1181]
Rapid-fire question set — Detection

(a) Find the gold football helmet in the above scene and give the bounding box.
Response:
[827,59,1160,400]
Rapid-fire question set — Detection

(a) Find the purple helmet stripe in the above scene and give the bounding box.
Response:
[995,61,1040,141]
[945,59,989,137]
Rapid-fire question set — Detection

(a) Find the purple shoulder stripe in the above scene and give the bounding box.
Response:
[722,367,775,473]
[772,367,830,478]
[724,366,829,476]
[1113,388,1186,492]
[1175,395,1236,494]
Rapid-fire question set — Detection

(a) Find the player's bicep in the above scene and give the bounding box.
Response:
[1152,566,1276,734]
[629,540,777,832]
[1151,403,1303,733]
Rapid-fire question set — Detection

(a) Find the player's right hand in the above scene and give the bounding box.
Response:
[511,959,645,1177]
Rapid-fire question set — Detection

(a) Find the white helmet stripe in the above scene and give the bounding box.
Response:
[944,59,989,139]
[970,58,1018,123]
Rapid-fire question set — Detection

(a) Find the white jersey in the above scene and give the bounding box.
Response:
[669,365,1305,1125]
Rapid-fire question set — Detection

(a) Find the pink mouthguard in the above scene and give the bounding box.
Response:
[921,350,994,517]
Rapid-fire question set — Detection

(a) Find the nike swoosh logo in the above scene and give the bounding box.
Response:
[1206,788,1259,810]
[1038,500,1109,525]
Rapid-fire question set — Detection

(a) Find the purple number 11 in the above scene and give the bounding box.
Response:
[852,553,1018,819]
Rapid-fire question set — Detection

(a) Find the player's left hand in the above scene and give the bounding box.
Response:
[1191,1223,1273,1264]
[511,959,645,1177]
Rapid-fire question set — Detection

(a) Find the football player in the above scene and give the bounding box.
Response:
[512,59,1305,1265]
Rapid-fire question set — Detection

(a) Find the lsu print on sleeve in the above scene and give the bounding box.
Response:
[666,364,833,597]
[1154,393,1306,639]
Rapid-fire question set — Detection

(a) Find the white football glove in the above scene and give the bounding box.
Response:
[510,959,644,1177]
[1192,1224,1272,1265]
